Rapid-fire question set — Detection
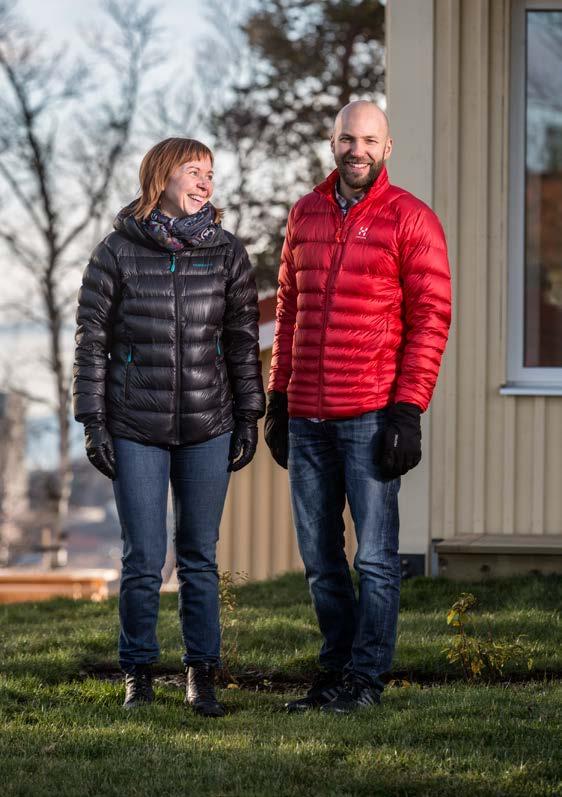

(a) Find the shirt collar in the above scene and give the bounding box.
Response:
[334,181,366,212]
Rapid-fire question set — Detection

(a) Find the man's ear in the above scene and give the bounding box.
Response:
[330,136,335,154]
[384,137,393,160]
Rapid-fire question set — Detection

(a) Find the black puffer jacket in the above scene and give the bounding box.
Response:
[72,207,265,446]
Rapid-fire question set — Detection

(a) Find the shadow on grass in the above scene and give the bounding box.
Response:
[398,572,562,613]
[1,572,560,687]
[235,571,562,613]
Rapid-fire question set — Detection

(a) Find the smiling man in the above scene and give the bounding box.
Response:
[265,101,452,713]
[332,102,391,194]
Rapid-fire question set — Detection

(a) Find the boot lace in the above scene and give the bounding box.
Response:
[126,671,152,701]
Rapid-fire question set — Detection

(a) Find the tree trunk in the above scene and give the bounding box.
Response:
[49,290,72,567]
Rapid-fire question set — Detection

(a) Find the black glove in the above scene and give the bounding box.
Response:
[84,422,116,480]
[381,402,422,479]
[228,421,258,472]
[264,391,289,469]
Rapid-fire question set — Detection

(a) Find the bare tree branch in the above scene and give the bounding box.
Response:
[0,56,58,249]
[7,386,55,408]
[0,0,166,550]
[58,1,162,253]
[0,159,45,231]
[0,228,38,271]
[0,300,46,325]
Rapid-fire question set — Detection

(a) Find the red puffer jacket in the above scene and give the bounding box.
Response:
[268,167,451,417]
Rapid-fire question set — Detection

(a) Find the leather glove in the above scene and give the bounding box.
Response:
[381,402,422,479]
[84,422,116,480]
[228,421,258,472]
[264,391,289,469]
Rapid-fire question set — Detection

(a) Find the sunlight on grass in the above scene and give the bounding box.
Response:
[0,574,560,795]
[0,680,559,795]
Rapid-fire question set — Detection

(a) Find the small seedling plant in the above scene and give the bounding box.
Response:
[444,592,534,682]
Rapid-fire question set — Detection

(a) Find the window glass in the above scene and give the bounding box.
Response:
[524,11,562,366]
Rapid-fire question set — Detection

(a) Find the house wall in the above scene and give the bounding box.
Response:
[216,350,358,580]
[219,0,562,582]
[387,0,562,552]
[386,0,435,565]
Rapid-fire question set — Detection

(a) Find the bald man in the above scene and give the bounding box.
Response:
[265,101,452,714]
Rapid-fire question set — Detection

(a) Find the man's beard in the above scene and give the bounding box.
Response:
[334,154,385,191]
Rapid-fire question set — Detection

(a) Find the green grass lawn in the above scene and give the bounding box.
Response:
[1,573,561,796]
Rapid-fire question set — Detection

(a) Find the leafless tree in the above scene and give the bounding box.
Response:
[204,0,385,288]
[0,0,163,560]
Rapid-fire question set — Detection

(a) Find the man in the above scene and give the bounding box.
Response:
[265,101,451,714]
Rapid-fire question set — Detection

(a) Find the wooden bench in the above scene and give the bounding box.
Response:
[0,569,119,603]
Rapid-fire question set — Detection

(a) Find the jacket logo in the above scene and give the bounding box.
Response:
[357,226,369,239]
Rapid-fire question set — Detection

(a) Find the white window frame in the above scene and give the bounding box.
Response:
[502,0,562,396]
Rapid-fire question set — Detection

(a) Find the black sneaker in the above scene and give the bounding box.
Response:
[185,663,225,717]
[285,670,343,713]
[321,673,380,714]
[123,664,155,709]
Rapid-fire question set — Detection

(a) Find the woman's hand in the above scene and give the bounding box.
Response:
[84,422,116,480]
[228,421,258,472]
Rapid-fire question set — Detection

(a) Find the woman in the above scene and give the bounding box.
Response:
[72,138,265,716]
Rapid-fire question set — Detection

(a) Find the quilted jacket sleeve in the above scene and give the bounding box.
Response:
[223,238,265,420]
[394,204,452,411]
[267,206,298,393]
[72,241,120,424]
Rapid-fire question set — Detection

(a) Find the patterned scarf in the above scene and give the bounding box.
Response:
[142,204,218,251]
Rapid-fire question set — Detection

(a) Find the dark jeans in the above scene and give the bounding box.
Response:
[288,411,400,693]
[112,432,231,672]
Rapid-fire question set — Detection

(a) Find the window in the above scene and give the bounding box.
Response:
[505,1,562,393]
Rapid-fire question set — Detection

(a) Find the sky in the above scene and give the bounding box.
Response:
[0,0,217,465]
[16,0,214,98]
[1,0,384,465]
[18,0,210,59]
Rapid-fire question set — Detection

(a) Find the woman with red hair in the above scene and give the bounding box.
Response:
[73,138,265,716]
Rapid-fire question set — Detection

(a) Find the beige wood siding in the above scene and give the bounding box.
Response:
[216,349,356,580]
[430,0,562,541]
[217,350,294,579]
[220,0,562,580]
[386,0,435,564]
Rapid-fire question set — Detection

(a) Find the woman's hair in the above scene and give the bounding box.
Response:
[133,137,222,221]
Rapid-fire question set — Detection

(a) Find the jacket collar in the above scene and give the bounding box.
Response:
[314,165,390,207]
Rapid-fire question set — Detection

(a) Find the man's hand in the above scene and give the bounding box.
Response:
[381,402,422,479]
[264,391,289,469]
[85,423,116,480]
[228,421,258,472]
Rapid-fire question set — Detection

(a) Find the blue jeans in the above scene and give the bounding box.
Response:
[112,433,231,672]
[288,411,400,693]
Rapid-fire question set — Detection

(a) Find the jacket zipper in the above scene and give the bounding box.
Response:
[124,344,133,401]
[316,209,353,418]
[214,330,226,424]
[170,253,181,442]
